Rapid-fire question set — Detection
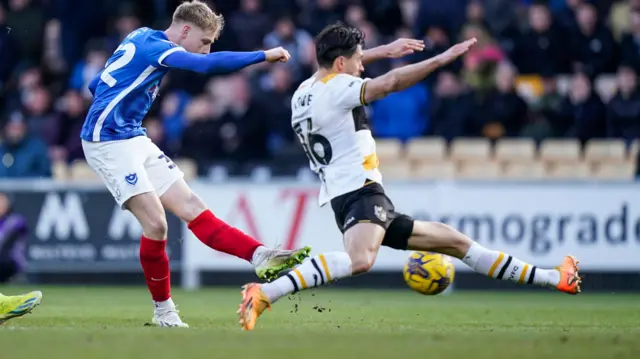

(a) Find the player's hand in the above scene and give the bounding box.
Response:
[265,47,291,63]
[385,38,425,58]
[438,38,477,65]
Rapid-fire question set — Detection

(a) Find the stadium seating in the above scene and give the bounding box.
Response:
[69,160,100,181]
[55,138,637,181]
[502,161,546,180]
[413,161,456,179]
[405,137,447,164]
[584,139,627,165]
[495,138,536,163]
[539,139,582,165]
[375,139,404,162]
[450,138,492,163]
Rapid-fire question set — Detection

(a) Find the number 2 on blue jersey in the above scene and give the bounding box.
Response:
[101,43,137,87]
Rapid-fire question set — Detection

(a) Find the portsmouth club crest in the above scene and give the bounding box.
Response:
[148,81,160,100]
[374,205,387,222]
[125,173,138,186]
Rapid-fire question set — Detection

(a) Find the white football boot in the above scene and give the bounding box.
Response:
[151,300,189,328]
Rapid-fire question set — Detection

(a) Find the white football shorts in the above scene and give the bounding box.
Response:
[82,136,184,208]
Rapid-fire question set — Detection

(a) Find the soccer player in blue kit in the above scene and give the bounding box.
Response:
[80,0,311,327]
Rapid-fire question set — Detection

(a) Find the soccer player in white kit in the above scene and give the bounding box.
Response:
[80,0,311,328]
[237,23,582,331]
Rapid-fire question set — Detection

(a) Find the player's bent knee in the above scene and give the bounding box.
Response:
[142,217,168,240]
[349,255,374,275]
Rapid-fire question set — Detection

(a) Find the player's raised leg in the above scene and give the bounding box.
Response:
[126,192,188,328]
[238,222,381,331]
[0,291,42,325]
[158,171,311,281]
[407,221,581,294]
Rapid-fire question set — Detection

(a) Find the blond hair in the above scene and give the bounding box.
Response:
[173,0,224,38]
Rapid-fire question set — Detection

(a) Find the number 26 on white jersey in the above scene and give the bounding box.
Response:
[293,117,332,181]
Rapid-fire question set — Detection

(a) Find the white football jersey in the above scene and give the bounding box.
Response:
[291,73,383,206]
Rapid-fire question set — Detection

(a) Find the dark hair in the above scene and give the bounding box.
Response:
[315,22,365,68]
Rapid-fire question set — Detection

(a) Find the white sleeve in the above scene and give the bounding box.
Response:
[330,74,371,109]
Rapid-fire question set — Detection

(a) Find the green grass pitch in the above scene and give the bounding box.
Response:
[0,285,638,359]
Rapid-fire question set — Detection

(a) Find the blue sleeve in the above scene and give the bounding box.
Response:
[143,30,188,66]
[162,51,266,74]
[88,73,100,95]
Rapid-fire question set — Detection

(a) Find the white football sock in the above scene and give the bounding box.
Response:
[462,242,560,287]
[261,252,352,303]
[251,245,268,264]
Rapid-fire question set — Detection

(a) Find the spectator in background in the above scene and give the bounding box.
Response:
[523,72,564,141]
[0,112,51,178]
[345,3,368,29]
[42,19,66,78]
[412,25,456,86]
[306,0,344,36]
[514,3,567,75]
[414,0,467,41]
[68,44,108,99]
[609,0,640,41]
[555,0,583,31]
[0,3,19,91]
[144,117,172,156]
[264,15,315,83]
[359,22,388,78]
[557,72,607,142]
[478,62,528,139]
[619,10,640,74]
[260,65,295,153]
[50,0,106,68]
[482,0,519,44]
[180,95,217,169]
[465,0,488,30]
[569,3,618,77]
[216,74,269,165]
[360,0,404,37]
[159,91,191,151]
[5,0,45,65]
[49,90,87,163]
[607,64,640,142]
[22,87,58,147]
[429,71,475,141]
[371,59,430,141]
[0,193,28,283]
[229,0,272,51]
[460,24,505,93]
[105,8,141,52]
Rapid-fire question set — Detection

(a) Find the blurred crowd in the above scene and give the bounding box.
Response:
[0,0,639,178]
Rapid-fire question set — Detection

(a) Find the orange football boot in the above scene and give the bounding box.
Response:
[237,283,271,331]
[555,255,582,294]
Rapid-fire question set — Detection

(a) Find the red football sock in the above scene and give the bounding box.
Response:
[139,236,171,302]
[188,210,262,262]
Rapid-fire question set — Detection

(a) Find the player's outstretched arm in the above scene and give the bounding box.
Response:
[362,38,425,65]
[362,38,477,104]
[162,47,291,74]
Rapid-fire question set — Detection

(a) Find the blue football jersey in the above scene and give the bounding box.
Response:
[81,28,185,142]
